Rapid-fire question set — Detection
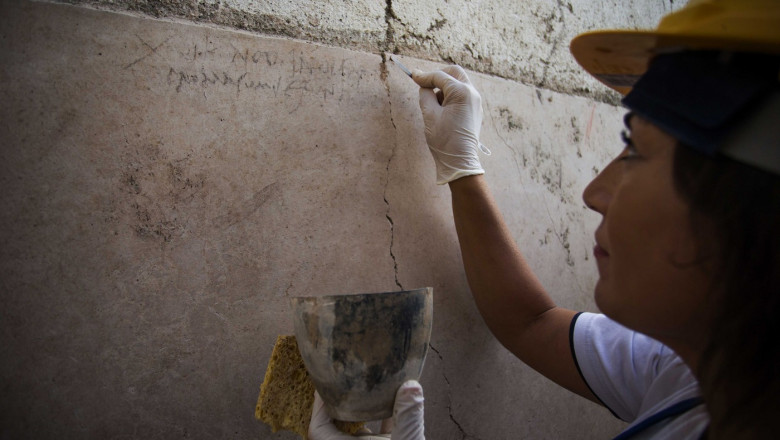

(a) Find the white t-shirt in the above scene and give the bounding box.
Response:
[571,312,710,439]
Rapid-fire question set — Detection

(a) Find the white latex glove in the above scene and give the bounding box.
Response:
[308,380,425,440]
[412,65,490,185]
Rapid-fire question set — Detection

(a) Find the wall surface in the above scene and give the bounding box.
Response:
[55,0,683,104]
[1,0,679,439]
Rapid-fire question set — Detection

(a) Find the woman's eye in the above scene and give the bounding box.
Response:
[619,130,638,159]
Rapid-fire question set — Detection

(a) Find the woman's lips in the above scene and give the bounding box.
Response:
[594,244,609,259]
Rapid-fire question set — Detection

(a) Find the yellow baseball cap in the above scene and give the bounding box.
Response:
[570,0,780,95]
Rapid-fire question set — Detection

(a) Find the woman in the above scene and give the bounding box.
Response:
[310,0,779,438]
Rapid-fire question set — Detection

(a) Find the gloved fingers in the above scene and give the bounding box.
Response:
[418,87,445,133]
[396,380,424,408]
[417,83,445,112]
[380,417,394,434]
[418,87,442,115]
[412,69,459,92]
[433,67,475,105]
[310,391,331,428]
[390,380,425,440]
[309,384,424,440]
[439,65,471,84]
[309,391,356,440]
[412,65,471,88]
[414,68,479,111]
[411,69,435,89]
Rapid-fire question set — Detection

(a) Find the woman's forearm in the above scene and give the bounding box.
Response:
[449,175,557,350]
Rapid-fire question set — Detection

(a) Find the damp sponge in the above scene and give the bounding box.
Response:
[255,335,364,439]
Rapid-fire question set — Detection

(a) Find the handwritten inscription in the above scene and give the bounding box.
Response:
[164,47,371,102]
[231,49,279,67]
[167,68,285,95]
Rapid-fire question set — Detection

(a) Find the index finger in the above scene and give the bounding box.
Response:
[412,65,471,87]
[411,69,456,90]
[439,65,471,83]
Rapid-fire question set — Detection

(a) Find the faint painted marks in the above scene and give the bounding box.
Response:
[122,173,142,195]
[167,159,206,203]
[485,100,585,277]
[539,226,576,273]
[570,116,582,144]
[119,141,161,197]
[212,181,281,229]
[117,140,208,244]
[124,34,172,70]
[527,140,570,204]
[483,100,529,189]
[251,182,281,209]
[132,201,182,242]
[584,104,597,145]
[559,226,575,267]
[570,116,584,158]
[497,107,524,131]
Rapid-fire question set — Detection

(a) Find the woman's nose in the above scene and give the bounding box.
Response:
[582,160,617,215]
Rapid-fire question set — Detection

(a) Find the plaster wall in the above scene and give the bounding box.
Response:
[54,0,684,103]
[1,0,678,439]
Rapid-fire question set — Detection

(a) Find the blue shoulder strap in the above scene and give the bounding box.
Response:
[612,397,704,440]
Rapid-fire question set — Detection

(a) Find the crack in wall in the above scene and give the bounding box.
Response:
[430,344,477,440]
[382,8,474,436]
[384,0,399,55]
[381,0,403,291]
[380,84,403,291]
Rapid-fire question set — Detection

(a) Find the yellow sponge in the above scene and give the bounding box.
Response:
[255,335,364,439]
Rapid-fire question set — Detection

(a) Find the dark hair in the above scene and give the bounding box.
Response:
[672,145,780,438]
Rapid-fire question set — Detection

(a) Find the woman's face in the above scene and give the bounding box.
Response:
[582,114,712,353]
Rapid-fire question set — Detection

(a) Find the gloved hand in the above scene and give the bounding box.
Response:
[308,380,425,440]
[412,65,490,185]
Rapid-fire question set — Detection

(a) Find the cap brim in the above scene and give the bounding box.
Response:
[570,30,780,95]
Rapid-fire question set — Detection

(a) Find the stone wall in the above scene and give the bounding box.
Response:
[0,1,681,438]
